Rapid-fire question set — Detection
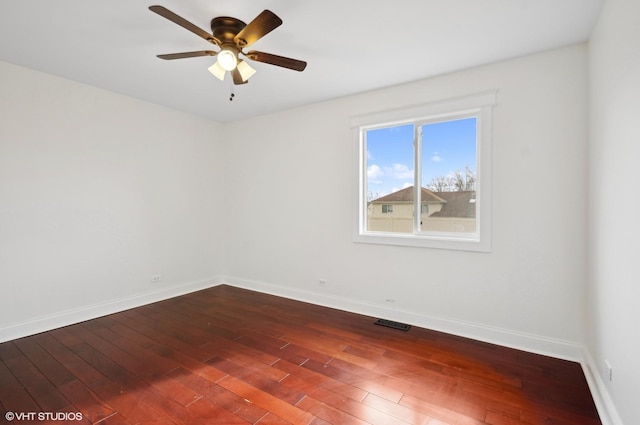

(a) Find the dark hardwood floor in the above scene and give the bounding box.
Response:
[0,285,601,424]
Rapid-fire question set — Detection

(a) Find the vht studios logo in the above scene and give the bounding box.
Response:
[5,411,83,422]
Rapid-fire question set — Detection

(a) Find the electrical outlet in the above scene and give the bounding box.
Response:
[151,274,162,283]
[604,360,613,382]
[385,299,396,304]
[318,278,327,287]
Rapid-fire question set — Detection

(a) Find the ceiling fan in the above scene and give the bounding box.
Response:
[149,5,307,85]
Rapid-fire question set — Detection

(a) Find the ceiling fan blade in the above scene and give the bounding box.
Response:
[234,10,282,48]
[157,50,217,60]
[149,5,214,43]
[245,50,307,72]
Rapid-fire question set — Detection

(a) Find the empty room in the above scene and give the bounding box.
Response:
[0,1,638,424]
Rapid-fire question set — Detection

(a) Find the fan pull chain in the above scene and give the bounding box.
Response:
[228,78,235,102]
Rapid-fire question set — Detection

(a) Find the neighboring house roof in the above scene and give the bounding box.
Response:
[431,191,476,218]
[371,186,476,218]
[371,186,446,204]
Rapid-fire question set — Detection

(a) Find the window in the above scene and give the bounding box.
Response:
[351,91,496,251]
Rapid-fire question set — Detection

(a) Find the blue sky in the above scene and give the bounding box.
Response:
[366,117,477,200]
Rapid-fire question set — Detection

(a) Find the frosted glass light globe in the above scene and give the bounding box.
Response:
[217,49,237,71]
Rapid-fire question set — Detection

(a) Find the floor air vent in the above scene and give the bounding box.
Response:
[374,319,411,331]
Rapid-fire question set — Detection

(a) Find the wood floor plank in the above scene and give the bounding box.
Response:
[64,340,207,425]
[12,337,76,388]
[207,356,306,406]
[302,385,410,425]
[96,315,230,384]
[113,309,216,363]
[400,393,486,425]
[32,333,113,392]
[200,337,284,378]
[167,366,265,424]
[0,341,24,362]
[67,322,203,408]
[57,379,117,424]
[4,354,71,411]
[275,358,369,404]
[0,359,41,413]
[0,285,601,425]
[92,412,132,424]
[185,397,252,424]
[234,332,330,367]
[296,395,371,425]
[36,331,177,424]
[301,356,393,402]
[257,412,297,424]
[362,393,433,425]
[217,375,316,424]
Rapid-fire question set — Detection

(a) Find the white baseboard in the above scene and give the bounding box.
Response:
[0,276,224,343]
[581,349,624,425]
[221,275,584,362]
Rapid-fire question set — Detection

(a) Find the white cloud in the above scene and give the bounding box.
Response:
[367,164,384,180]
[387,163,414,179]
[367,162,414,193]
[368,163,414,181]
[432,152,443,163]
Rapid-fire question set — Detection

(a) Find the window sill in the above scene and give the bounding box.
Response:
[353,231,491,252]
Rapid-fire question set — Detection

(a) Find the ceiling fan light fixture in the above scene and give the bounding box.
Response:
[150,6,307,87]
[237,60,257,82]
[217,48,238,71]
[208,61,226,81]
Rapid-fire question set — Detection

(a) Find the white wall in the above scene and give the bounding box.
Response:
[0,61,225,341]
[588,0,640,423]
[223,45,589,357]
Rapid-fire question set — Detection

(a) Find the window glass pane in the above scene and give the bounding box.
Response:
[420,117,477,234]
[365,124,414,233]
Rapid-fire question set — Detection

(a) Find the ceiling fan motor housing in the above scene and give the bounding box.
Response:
[210,16,246,46]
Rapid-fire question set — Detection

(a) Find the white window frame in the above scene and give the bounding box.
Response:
[351,91,496,252]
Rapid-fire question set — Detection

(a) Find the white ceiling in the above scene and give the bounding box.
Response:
[0,0,603,123]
